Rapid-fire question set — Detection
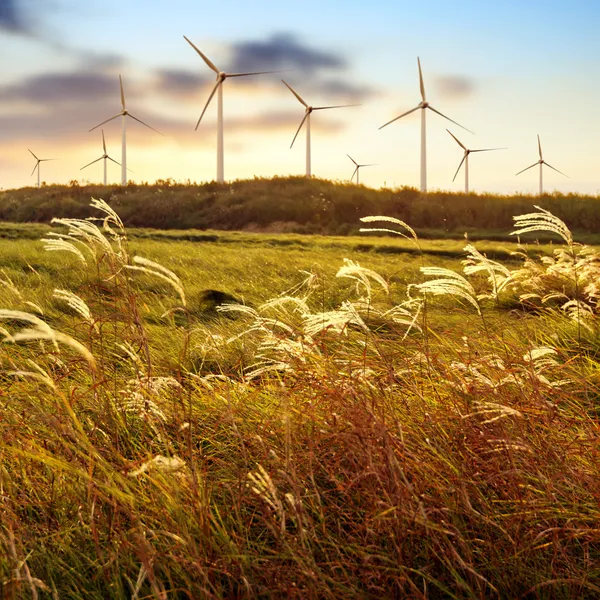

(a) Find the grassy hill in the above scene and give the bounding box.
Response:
[1,176,600,241]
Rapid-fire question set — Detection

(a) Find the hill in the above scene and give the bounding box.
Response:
[1,176,600,240]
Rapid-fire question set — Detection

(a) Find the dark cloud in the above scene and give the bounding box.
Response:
[434,75,476,99]
[228,33,346,74]
[0,0,24,31]
[0,72,118,104]
[155,68,210,98]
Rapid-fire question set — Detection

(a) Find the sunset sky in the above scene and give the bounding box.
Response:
[1,0,599,194]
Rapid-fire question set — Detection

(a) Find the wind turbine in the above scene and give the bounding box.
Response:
[80,130,122,185]
[347,154,376,185]
[89,75,162,186]
[283,80,358,178]
[28,149,54,188]
[516,134,568,195]
[447,130,506,194]
[184,35,280,184]
[379,57,473,193]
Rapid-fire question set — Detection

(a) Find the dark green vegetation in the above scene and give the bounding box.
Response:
[2,176,600,242]
[0,200,599,598]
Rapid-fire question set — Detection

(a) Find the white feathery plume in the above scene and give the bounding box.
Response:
[510,205,573,246]
[336,259,389,299]
[462,244,512,300]
[53,289,96,329]
[410,267,481,315]
[41,236,88,265]
[359,215,420,250]
[126,256,186,307]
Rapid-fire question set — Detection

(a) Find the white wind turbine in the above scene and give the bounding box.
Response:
[184,35,280,184]
[283,80,358,178]
[89,75,162,186]
[29,149,54,188]
[447,130,506,194]
[379,57,472,193]
[80,130,122,185]
[516,134,568,195]
[347,154,376,185]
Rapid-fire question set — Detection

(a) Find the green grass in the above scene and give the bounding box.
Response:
[0,203,599,598]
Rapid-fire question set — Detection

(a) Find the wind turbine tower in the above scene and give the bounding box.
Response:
[379,57,472,193]
[184,35,279,183]
[515,134,568,195]
[80,130,122,185]
[347,154,376,185]
[28,149,54,188]
[447,130,506,193]
[283,80,358,178]
[89,75,161,186]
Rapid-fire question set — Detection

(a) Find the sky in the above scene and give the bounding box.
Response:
[1,0,599,194]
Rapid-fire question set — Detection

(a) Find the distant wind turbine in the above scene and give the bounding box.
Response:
[347,154,376,185]
[89,75,162,186]
[80,130,122,185]
[283,80,359,178]
[516,134,568,195]
[28,149,54,188]
[379,57,473,193]
[447,130,506,194]
[184,35,280,184]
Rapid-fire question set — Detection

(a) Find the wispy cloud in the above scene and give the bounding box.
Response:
[434,75,476,100]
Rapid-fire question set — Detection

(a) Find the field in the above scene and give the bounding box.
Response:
[1,199,599,598]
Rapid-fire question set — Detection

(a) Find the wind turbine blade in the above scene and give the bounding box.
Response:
[28,149,39,160]
[30,162,39,177]
[183,36,220,74]
[313,104,360,110]
[227,70,282,77]
[446,128,467,150]
[89,113,122,131]
[470,147,507,152]
[80,157,104,170]
[127,113,164,135]
[537,134,542,159]
[282,80,308,107]
[351,165,359,181]
[418,57,426,101]
[102,129,107,153]
[347,154,358,166]
[119,75,126,109]
[452,154,467,182]
[427,105,474,134]
[515,162,540,176]
[107,156,122,167]
[360,163,377,167]
[290,112,309,149]
[195,80,221,130]
[543,162,569,177]
[378,105,421,129]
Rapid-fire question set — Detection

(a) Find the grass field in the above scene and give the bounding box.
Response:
[1,201,599,598]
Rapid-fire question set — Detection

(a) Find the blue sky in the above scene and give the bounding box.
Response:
[1,0,599,193]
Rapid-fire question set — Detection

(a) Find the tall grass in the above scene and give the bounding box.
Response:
[2,176,600,239]
[0,198,599,598]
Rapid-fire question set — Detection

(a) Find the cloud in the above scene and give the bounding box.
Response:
[228,33,346,74]
[155,68,211,99]
[0,0,24,31]
[0,72,119,104]
[434,75,476,99]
